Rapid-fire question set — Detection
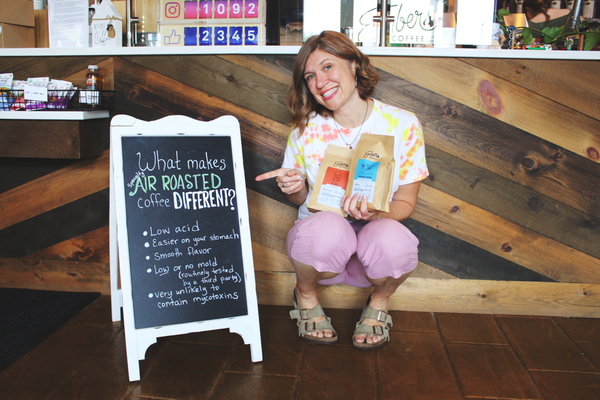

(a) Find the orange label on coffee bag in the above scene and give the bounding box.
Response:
[323,167,349,189]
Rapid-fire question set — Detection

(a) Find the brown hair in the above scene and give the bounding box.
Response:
[522,0,552,19]
[286,31,380,136]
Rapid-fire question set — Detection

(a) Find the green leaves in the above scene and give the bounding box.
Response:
[522,28,534,45]
[584,31,600,50]
[495,8,600,50]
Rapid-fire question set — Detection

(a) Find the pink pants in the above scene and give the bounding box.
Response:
[286,212,419,288]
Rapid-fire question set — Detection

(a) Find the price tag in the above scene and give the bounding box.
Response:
[24,85,48,101]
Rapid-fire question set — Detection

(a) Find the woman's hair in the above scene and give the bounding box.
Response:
[522,0,552,19]
[502,0,519,13]
[286,30,380,135]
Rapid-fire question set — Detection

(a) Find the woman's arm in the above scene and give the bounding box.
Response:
[342,180,421,222]
[378,180,421,221]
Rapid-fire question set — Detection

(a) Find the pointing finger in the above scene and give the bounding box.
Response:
[255,168,289,182]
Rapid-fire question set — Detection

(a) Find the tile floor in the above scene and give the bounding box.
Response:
[1,295,599,399]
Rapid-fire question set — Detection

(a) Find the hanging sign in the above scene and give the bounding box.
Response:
[353,0,437,45]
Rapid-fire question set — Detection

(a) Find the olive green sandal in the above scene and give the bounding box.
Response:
[290,293,338,344]
[352,296,393,350]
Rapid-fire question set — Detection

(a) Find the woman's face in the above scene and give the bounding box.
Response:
[303,48,357,113]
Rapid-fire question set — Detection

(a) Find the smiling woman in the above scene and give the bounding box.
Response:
[255,30,429,350]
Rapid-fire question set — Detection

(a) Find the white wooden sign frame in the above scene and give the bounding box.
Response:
[109,114,262,381]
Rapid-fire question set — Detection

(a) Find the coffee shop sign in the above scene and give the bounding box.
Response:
[354,0,436,45]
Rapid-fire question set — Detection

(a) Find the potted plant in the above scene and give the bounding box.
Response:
[497,7,600,50]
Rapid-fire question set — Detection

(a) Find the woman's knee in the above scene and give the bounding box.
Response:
[356,218,419,279]
[287,212,357,272]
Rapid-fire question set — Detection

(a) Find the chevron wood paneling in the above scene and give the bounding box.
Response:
[0,53,598,317]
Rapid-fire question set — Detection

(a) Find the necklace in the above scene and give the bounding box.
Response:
[333,101,369,150]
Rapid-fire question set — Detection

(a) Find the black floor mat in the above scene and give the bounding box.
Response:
[0,288,100,372]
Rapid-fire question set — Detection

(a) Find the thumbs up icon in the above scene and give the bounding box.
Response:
[164,30,181,45]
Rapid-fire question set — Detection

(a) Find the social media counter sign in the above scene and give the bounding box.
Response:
[110,115,262,380]
[158,0,264,46]
[161,25,260,46]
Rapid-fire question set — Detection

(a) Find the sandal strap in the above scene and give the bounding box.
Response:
[353,322,390,341]
[289,302,326,321]
[357,304,393,327]
[290,295,337,339]
[296,316,336,337]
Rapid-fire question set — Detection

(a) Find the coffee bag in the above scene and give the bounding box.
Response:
[307,144,354,217]
[346,134,395,213]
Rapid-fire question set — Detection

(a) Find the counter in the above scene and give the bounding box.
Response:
[1,45,600,60]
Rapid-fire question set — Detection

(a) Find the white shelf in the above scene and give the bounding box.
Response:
[1,45,599,60]
[0,110,109,120]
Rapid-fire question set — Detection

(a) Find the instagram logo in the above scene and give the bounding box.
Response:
[165,2,180,18]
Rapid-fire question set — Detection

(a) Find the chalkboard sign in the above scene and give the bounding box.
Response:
[121,134,248,328]
[110,115,262,381]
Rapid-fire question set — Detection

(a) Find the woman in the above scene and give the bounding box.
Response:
[522,0,573,38]
[256,31,428,349]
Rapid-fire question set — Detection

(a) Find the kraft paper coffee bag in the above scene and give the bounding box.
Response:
[346,134,395,213]
[307,144,354,217]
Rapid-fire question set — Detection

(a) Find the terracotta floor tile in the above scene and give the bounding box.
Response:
[553,317,600,343]
[379,331,462,400]
[48,330,135,400]
[531,371,600,400]
[170,328,242,347]
[389,310,438,333]
[131,342,232,399]
[318,307,362,346]
[210,372,296,400]
[497,316,597,372]
[296,344,377,400]
[436,313,508,344]
[226,317,304,376]
[446,343,541,399]
[9,296,600,400]
[259,304,293,319]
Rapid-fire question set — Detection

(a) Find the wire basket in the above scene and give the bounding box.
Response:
[0,90,115,111]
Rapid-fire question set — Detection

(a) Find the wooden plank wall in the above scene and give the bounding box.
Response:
[0,53,598,317]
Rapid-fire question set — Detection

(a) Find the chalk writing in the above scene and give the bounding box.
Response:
[122,135,248,329]
[140,222,243,310]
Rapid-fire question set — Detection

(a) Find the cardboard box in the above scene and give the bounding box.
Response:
[0,23,35,48]
[0,0,35,27]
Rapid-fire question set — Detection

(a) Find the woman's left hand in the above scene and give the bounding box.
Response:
[342,194,379,221]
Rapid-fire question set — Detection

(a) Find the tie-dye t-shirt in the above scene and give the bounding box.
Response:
[282,99,429,220]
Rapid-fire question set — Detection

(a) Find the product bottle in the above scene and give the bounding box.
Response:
[582,0,597,19]
[85,65,102,108]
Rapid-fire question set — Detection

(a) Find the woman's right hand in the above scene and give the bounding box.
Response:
[255,168,307,204]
